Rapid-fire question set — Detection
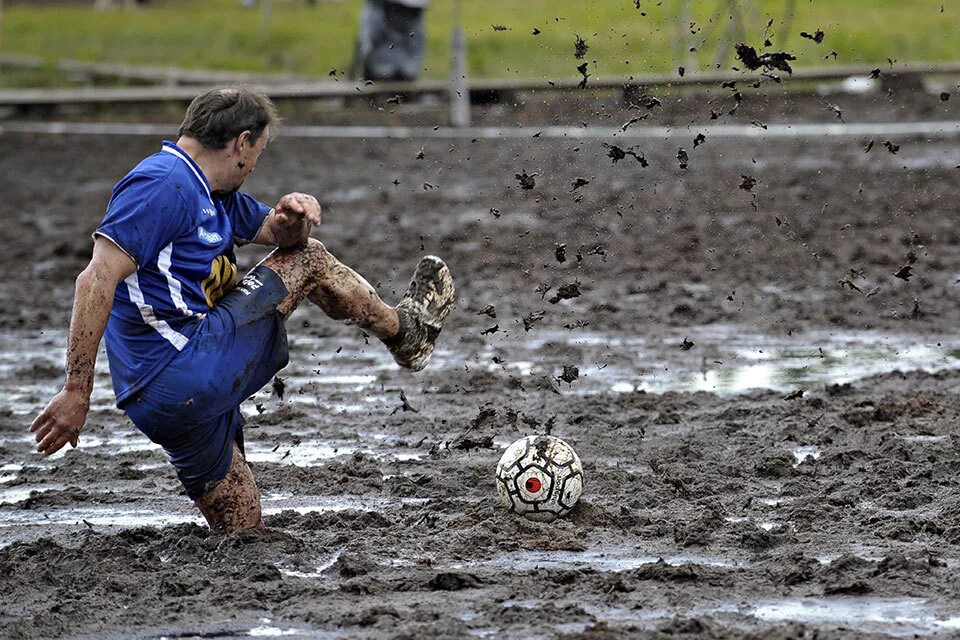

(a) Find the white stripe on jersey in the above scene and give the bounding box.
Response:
[161,146,212,202]
[157,242,193,316]
[124,272,189,351]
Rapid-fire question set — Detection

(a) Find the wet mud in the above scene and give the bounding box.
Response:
[1,90,960,638]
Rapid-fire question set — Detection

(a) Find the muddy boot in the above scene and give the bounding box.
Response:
[385,256,455,371]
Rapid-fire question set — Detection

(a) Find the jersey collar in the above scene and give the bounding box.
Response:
[161,141,213,202]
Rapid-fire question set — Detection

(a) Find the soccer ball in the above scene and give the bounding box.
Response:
[495,435,584,522]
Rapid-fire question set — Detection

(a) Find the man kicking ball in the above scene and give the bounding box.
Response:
[29,86,455,532]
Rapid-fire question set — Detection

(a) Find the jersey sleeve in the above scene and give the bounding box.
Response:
[222,191,271,245]
[94,175,191,269]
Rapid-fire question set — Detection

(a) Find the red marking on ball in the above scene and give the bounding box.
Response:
[525,477,542,493]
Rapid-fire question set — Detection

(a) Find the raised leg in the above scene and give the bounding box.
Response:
[195,443,263,533]
[260,238,399,340]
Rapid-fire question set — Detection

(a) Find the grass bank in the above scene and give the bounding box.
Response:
[0,0,956,82]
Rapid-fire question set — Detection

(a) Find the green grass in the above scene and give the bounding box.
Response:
[0,0,957,82]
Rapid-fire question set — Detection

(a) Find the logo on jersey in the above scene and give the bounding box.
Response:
[197,227,223,244]
[201,255,238,307]
[201,207,217,217]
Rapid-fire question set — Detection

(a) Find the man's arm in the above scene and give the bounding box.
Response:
[30,237,136,455]
[253,192,322,248]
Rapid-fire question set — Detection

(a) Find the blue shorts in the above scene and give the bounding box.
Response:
[124,265,289,500]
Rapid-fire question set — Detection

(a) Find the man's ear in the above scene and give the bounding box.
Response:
[236,130,254,151]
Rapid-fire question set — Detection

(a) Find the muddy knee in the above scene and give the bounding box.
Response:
[303,237,329,264]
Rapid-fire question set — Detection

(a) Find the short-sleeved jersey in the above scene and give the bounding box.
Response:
[95,141,271,406]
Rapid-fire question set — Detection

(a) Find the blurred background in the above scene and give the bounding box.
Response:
[0,0,956,85]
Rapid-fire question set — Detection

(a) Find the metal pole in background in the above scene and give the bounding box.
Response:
[449,0,470,127]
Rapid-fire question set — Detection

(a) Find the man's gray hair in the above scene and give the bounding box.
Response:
[178,85,280,149]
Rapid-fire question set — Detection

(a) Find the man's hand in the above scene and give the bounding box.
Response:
[275,192,322,227]
[30,387,89,455]
[263,192,322,249]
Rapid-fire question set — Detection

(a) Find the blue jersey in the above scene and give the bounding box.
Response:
[94,141,271,406]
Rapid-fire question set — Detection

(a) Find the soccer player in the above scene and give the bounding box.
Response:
[29,86,455,532]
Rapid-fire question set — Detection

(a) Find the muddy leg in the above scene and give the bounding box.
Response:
[260,238,399,339]
[195,443,263,533]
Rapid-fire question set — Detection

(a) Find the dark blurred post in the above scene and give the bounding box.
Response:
[0,0,4,82]
[354,0,427,82]
[449,0,469,127]
[676,0,693,73]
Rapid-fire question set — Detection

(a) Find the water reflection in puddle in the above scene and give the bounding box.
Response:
[456,547,750,572]
[0,494,428,540]
[0,485,62,505]
[751,597,960,636]
[244,440,425,466]
[900,434,951,444]
[587,328,960,395]
[4,328,959,421]
[792,445,822,467]
[0,506,201,530]
[245,441,356,466]
[494,596,960,637]
[466,326,960,395]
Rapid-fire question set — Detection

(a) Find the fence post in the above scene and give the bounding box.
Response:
[262,0,273,31]
[449,0,470,127]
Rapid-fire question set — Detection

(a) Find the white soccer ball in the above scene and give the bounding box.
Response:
[495,435,584,522]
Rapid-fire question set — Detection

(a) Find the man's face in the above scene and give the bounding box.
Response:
[220,126,270,195]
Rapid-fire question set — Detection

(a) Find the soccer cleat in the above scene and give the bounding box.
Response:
[385,256,455,371]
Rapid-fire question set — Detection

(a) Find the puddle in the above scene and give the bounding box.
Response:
[0,485,63,505]
[261,494,428,517]
[0,494,429,547]
[245,441,359,466]
[757,496,794,507]
[0,506,201,529]
[3,328,959,422]
[244,439,425,466]
[477,326,960,395]
[899,434,951,444]
[792,445,822,466]
[750,597,960,636]
[155,619,339,639]
[490,595,960,637]
[457,546,750,572]
[247,624,304,637]
[724,516,780,531]
[593,328,960,395]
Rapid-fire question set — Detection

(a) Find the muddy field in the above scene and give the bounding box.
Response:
[1,88,960,638]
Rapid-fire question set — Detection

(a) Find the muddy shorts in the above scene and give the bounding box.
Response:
[123,266,289,500]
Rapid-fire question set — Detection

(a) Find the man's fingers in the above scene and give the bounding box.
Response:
[280,195,305,214]
[33,421,52,443]
[38,428,68,454]
[276,193,321,227]
[276,203,304,218]
[30,411,50,433]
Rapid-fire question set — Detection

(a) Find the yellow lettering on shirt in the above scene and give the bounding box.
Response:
[201,255,238,307]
